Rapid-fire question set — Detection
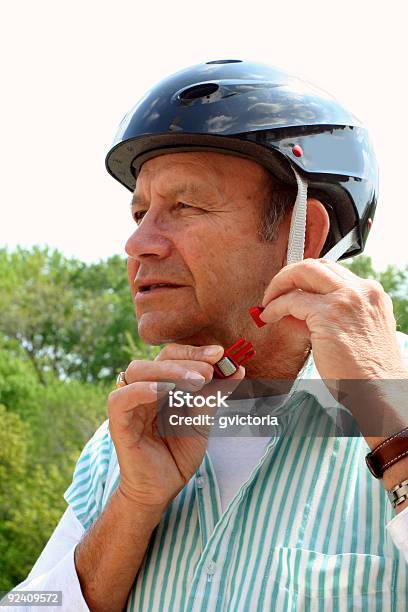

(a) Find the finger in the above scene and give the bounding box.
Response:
[318,258,363,283]
[167,359,215,381]
[260,289,324,325]
[156,343,224,364]
[125,359,213,391]
[109,380,174,410]
[108,381,174,427]
[262,258,345,306]
[157,365,247,445]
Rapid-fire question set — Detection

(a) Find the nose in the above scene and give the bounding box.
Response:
[125,213,173,261]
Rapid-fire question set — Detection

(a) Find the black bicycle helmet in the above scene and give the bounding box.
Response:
[105,59,378,261]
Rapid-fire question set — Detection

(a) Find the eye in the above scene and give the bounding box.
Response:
[132,202,195,224]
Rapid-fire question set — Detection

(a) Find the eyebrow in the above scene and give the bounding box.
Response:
[130,182,215,209]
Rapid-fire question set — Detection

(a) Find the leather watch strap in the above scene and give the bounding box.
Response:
[366,426,408,479]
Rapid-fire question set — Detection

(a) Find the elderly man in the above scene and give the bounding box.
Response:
[7,60,408,611]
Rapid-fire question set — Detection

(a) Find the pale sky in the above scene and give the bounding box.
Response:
[1,0,407,270]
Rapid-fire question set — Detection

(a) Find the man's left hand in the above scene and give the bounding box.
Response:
[260,258,407,381]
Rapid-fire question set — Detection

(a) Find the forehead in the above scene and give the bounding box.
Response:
[135,151,268,192]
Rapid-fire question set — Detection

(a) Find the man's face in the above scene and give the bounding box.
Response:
[125,151,289,346]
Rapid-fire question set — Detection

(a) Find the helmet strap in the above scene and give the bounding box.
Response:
[286,164,359,264]
[286,164,309,265]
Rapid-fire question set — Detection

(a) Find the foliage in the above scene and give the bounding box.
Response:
[342,255,408,333]
[0,376,108,591]
[0,405,71,590]
[0,247,152,384]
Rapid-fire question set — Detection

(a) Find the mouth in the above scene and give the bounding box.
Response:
[136,283,185,295]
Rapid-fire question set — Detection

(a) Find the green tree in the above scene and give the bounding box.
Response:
[0,359,108,589]
[343,255,408,334]
[0,405,70,591]
[0,247,151,384]
[0,247,79,384]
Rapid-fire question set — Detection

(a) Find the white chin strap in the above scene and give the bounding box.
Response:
[286,164,359,264]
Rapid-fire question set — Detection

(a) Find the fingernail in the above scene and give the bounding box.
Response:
[184,371,206,384]
[203,345,224,356]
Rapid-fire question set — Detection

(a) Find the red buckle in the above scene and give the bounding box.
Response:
[248,306,266,328]
[213,337,256,378]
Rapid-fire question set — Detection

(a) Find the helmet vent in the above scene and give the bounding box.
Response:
[206,59,242,64]
[179,83,219,101]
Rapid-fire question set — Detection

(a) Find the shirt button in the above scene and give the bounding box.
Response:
[196,476,205,488]
[206,560,216,575]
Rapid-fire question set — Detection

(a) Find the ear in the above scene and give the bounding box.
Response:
[303,198,330,259]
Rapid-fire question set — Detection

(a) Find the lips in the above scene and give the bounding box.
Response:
[139,283,182,292]
[135,278,185,293]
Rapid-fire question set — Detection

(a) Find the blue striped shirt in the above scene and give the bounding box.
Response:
[64,331,408,611]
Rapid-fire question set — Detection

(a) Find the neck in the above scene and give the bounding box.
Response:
[174,321,311,384]
[244,334,311,379]
[231,327,311,400]
[243,344,310,380]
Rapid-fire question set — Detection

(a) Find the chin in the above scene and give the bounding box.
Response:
[137,311,207,345]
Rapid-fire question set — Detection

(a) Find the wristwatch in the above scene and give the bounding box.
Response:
[365,426,408,479]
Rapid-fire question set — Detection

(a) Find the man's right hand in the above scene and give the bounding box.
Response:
[108,343,245,514]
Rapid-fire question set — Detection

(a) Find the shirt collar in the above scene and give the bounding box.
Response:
[252,349,343,416]
[226,349,343,415]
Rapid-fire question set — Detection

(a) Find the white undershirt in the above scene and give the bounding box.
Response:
[207,394,287,512]
[207,435,271,511]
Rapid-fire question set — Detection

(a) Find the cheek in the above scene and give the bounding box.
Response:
[180,229,251,303]
[181,229,228,278]
[175,215,270,304]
